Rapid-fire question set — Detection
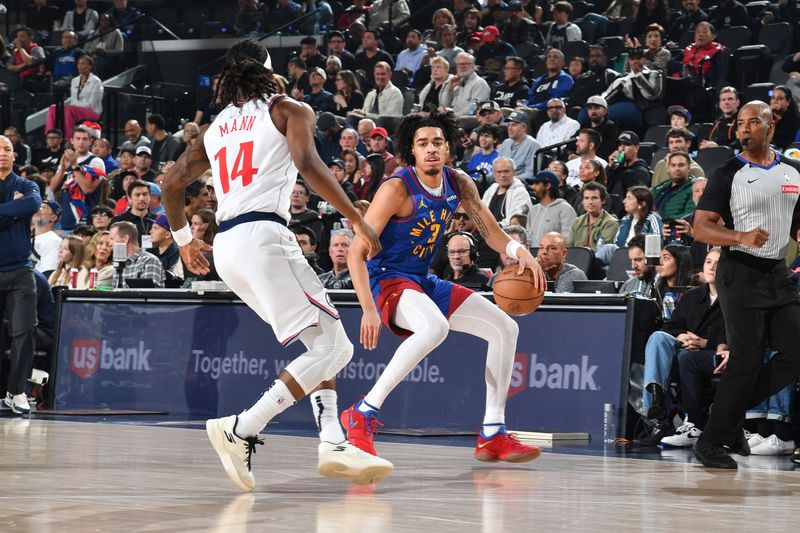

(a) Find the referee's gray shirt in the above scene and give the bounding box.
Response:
[696,152,800,260]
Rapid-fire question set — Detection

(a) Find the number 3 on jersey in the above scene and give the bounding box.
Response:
[214,141,259,194]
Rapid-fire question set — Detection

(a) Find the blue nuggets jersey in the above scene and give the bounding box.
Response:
[367,165,462,276]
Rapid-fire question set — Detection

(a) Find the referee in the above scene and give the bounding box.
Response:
[693,101,800,469]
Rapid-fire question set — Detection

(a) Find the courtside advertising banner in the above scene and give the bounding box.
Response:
[56,301,626,439]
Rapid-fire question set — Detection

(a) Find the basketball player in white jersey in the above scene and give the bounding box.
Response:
[162,39,393,490]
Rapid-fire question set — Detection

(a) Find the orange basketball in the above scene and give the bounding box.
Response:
[492,265,545,316]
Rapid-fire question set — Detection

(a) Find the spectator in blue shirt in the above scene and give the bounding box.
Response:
[527,48,574,110]
[394,29,427,82]
[274,0,303,33]
[52,30,84,87]
[316,112,348,164]
[304,67,336,114]
[467,123,501,181]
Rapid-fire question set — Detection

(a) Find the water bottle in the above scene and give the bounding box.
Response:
[596,236,604,248]
[468,98,478,115]
[662,291,675,320]
[603,403,616,444]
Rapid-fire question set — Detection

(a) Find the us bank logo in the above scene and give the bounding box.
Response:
[508,352,599,398]
[70,339,153,380]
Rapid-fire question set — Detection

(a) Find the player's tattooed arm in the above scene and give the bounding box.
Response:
[454,170,512,252]
[162,125,211,231]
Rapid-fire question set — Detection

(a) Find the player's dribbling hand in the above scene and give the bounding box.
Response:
[360,309,382,350]
[179,238,213,275]
[740,227,769,248]
[516,248,547,292]
[353,220,382,259]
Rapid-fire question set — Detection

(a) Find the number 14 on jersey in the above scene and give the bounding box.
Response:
[214,141,259,194]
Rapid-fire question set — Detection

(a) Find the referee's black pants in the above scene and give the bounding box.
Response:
[0,267,37,396]
[704,252,800,447]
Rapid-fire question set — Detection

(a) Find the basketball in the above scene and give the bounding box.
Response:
[492,265,545,316]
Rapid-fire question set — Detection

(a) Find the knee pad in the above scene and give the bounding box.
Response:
[324,336,354,380]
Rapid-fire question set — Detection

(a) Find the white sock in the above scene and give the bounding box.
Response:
[310,389,346,443]
[364,290,450,409]
[236,380,296,438]
[481,423,506,438]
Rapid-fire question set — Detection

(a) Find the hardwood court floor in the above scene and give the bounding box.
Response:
[1,418,799,532]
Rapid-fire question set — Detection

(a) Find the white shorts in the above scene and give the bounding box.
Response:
[213,220,339,345]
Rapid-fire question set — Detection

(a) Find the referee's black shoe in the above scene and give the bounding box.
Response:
[693,436,738,469]
[729,428,750,456]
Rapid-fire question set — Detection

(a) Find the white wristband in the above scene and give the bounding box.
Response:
[506,239,523,260]
[172,224,193,247]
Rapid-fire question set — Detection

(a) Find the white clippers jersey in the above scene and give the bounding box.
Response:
[204,94,297,223]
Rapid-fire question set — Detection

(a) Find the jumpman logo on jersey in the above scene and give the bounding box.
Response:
[418,198,428,209]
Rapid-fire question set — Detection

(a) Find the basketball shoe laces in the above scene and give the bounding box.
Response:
[242,436,265,471]
[364,416,384,436]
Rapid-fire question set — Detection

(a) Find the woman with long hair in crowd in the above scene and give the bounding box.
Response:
[656,244,694,295]
[614,185,661,246]
[190,208,218,246]
[571,160,613,215]
[80,230,115,287]
[357,153,386,201]
[457,8,483,48]
[423,8,457,42]
[332,70,364,116]
[49,236,88,288]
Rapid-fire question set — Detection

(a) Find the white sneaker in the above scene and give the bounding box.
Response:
[318,441,394,485]
[746,431,766,449]
[750,434,795,456]
[4,392,30,415]
[660,421,702,448]
[206,416,263,491]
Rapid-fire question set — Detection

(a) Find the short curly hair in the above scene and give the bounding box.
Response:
[394,108,462,167]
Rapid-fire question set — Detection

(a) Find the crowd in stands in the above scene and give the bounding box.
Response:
[4,0,800,455]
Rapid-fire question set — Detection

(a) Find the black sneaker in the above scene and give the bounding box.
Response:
[693,436,738,469]
[633,420,673,447]
[728,427,750,456]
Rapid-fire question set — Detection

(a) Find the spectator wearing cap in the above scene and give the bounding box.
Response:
[292,225,325,275]
[395,29,428,82]
[651,128,705,188]
[119,120,151,155]
[304,67,336,114]
[146,114,183,171]
[564,182,619,251]
[39,129,65,171]
[526,170,577,244]
[498,111,540,182]
[91,137,120,174]
[466,101,507,150]
[329,159,359,201]
[419,56,455,112]
[669,0,709,43]
[316,112,346,163]
[527,48,574,111]
[133,146,156,182]
[354,30,395,86]
[481,156,533,226]
[442,52,491,117]
[566,127,608,187]
[109,221,165,288]
[570,45,620,109]
[668,105,692,132]
[31,200,63,276]
[582,95,620,160]
[536,98,580,147]
[299,36,327,70]
[368,0,410,30]
[91,205,114,230]
[111,179,154,247]
[502,1,544,48]
[492,56,530,109]
[147,214,182,280]
[49,124,106,235]
[536,231,587,293]
[357,61,403,118]
[545,1,582,49]
[327,31,356,71]
[605,131,651,218]
[368,127,399,177]
[474,25,517,76]
[600,47,663,133]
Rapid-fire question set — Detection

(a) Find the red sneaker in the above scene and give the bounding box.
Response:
[341,403,383,456]
[474,431,541,463]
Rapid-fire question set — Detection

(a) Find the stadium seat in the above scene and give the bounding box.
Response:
[692,123,714,143]
[598,36,625,61]
[637,142,657,168]
[716,26,752,54]
[695,146,733,175]
[770,62,790,85]
[743,82,775,105]
[745,1,770,20]
[606,247,631,282]
[678,30,694,49]
[643,125,672,147]
[757,22,794,56]
[566,247,594,276]
[562,40,589,63]
[650,147,669,168]
[576,19,597,45]
[732,45,773,89]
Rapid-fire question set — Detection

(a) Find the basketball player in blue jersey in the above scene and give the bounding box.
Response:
[343,108,547,463]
